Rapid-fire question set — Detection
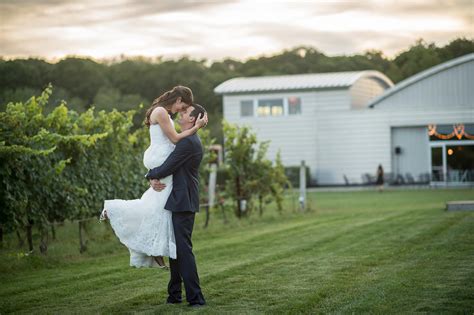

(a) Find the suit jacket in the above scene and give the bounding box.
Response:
[146,134,203,213]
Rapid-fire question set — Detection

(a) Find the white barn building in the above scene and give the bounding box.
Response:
[215,54,474,186]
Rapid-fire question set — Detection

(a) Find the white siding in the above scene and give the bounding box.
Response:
[373,59,474,111]
[383,108,474,127]
[223,90,350,181]
[350,77,388,109]
[314,89,351,112]
[391,127,430,179]
[313,108,474,185]
[223,98,473,185]
[315,110,391,184]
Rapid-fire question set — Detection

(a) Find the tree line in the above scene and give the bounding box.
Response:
[1,38,473,143]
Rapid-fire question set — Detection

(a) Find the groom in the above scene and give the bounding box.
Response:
[145,103,207,307]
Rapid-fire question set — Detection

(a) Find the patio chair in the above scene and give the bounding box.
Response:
[362,173,375,185]
[418,173,430,184]
[405,173,415,184]
[343,175,350,186]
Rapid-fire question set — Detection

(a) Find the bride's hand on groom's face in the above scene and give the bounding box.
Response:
[150,179,166,192]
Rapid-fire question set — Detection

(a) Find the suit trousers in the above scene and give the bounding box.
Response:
[167,211,205,305]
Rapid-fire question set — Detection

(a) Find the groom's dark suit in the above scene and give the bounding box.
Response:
[146,133,206,306]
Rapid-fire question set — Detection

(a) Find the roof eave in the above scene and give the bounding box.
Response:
[214,85,352,95]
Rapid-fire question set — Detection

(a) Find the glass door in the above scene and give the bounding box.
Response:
[446,145,474,182]
[430,142,474,184]
[430,146,444,182]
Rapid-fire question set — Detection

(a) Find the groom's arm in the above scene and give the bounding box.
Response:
[145,137,194,180]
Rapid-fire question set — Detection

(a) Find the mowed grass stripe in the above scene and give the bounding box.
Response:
[3,209,411,313]
[3,204,448,314]
[1,209,384,299]
[1,213,346,299]
[1,190,473,314]
[283,212,473,314]
[0,215,382,311]
[94,208,430,313]
[331,214,474,314]
[196,207,444,313]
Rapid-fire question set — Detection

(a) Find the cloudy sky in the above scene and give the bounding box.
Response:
[0,0,472,61]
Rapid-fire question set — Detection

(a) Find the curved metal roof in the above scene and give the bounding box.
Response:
[368,53,474,108]
[214,70,393,94]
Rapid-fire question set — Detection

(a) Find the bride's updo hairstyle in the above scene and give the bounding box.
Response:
[145,86,194,127]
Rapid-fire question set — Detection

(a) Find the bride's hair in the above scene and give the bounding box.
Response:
[145,86,194,127]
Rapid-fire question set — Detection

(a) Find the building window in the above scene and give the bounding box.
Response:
[257,99,283,116]
[240,100,254,117]
[288,97,301,115]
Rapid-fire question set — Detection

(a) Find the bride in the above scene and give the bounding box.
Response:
[100,86,206,269]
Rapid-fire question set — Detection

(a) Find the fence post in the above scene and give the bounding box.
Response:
[204,163,218,228]
[79,221,87,253]
[299,160,306,211]
[208,163,217,208]
[26,222,33,252]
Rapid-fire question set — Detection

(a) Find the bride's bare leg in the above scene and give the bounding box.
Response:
[154,256,168,269]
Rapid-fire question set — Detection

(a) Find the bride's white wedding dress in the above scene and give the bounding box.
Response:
[101,118,177,268]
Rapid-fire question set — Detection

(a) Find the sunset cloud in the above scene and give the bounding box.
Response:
[0,0,472,61]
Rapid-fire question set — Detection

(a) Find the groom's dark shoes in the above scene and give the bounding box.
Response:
[188,302,206,308]
[166,297,182,304]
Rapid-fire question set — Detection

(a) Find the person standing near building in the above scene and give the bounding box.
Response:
[376,164,384,192]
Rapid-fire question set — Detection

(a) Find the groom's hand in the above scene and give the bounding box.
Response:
[150,179,166,192]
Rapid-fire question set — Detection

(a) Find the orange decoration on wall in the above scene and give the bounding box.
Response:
[428,123,474,140]
[453,124,465,140]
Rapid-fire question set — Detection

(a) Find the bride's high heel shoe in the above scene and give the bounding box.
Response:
[99,209,108,222]
[154,256,169,270]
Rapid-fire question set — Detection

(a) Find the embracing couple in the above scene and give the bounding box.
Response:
[100,86,207,307]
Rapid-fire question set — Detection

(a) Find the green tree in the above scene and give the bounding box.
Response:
[222,121,257,217]
[52,58,108,104]
[0,86,148,253]
[0,86,107,252]
[222,121,289,218]
[438,37,474,60]
[393,39,442,80]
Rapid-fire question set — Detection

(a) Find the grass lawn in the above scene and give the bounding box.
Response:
[1,189,473,314]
